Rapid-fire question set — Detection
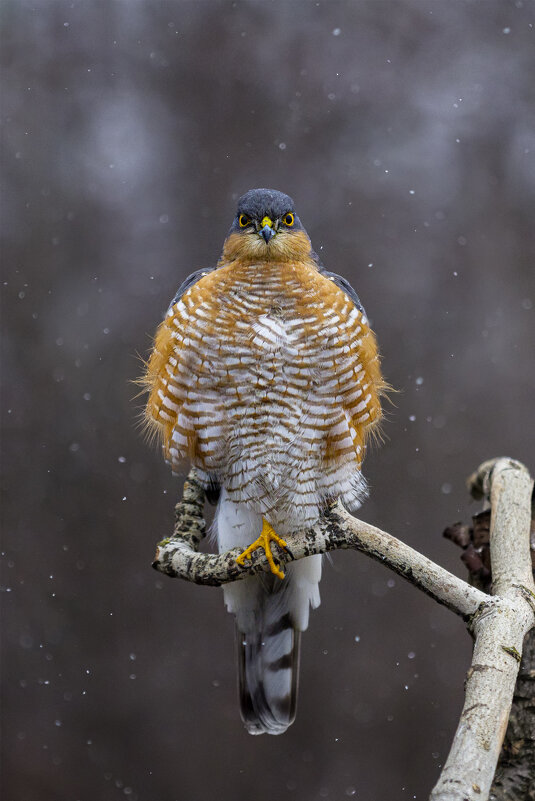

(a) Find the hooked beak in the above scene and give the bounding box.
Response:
[259,216,275,244]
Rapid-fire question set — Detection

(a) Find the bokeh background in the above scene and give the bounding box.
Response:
[2,1,534,799]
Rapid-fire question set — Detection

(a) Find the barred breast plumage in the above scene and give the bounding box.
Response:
[145,257,382,528]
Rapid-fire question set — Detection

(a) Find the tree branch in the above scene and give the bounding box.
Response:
[153,471,487,619]
[444,463,535,801]
[430,458,535,801]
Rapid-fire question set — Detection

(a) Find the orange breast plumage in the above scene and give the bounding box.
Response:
[144,257,384,526]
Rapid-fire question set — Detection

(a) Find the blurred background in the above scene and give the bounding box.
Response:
[2,1,534,799]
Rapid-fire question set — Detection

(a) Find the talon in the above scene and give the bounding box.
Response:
[236,519,288,579]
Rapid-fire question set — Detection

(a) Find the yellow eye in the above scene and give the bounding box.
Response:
[283,213,294,227]
[239,214,250,228]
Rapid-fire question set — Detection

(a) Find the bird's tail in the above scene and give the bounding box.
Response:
[237,592,301,736]
[216,489,321,735]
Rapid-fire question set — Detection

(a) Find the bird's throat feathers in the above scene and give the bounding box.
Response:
[221,229,313,265]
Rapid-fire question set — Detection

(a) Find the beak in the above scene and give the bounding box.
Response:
[259,216,275,243]
[260,224,275,243]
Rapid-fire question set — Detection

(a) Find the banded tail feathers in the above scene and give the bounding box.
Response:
[216,490,321,734]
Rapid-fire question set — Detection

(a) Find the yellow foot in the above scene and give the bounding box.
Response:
[236,519,288,579]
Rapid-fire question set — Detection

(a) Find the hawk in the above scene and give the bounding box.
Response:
[143,188,386,735]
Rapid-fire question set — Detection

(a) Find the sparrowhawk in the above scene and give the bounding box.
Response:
[143,188,386,735]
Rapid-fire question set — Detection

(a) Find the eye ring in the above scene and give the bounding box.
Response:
[283,213,294,227]
[239,214,251,228]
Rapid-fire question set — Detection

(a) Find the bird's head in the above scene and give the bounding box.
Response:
[221,188,313,263]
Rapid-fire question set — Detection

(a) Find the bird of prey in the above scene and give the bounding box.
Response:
[143,188,386,735]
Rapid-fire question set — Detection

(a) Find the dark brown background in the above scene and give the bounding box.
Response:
[2,2,534,800]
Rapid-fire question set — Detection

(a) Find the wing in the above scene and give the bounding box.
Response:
[317,267,366,317]
[167,267,218,311]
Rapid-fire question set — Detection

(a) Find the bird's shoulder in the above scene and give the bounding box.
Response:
[166,266,219,312]
[314,261,366,318]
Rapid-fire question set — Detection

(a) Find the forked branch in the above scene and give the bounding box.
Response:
[152,457,534,800]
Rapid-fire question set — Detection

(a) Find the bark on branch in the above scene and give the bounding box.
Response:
[430,458,534,800]
[444,462,535,801]
[152,457,534,800]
